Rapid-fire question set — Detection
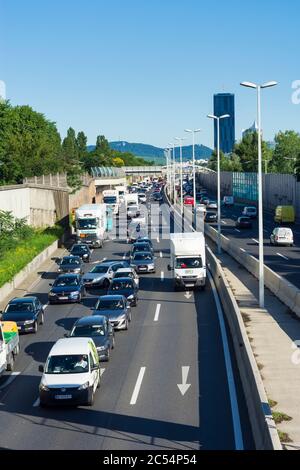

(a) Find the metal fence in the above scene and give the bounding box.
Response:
[23,173,92,188]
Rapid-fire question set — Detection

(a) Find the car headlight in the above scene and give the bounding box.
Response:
[24,319,35,325]
[69,291,79,297]
[78,382,89,390]
[83,254,88,258]
[175,274,181,279]
[74,268,81,273]
[127,295,134,300]
[148,264,154,269]
[58,268,62,272]
[48,292,56,297]
[39,383,49,392]
[97,346,106,352]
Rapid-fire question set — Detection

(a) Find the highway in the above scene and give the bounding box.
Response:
[0,191,254,450]
[195,189,300,289]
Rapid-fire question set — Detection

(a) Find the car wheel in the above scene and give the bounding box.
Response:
[77,294,82,303]
[103,278,110,289]
[34,321,38,334]
[40,312,44,325]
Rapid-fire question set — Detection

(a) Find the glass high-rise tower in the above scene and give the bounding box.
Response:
[213,93,235,154]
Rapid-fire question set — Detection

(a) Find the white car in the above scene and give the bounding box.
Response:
[207,201,217,210]
[138,194,147,203]
[113,267,139,288]
[242,206,257,218]
[38,337,101,407]
[270,227,294,247]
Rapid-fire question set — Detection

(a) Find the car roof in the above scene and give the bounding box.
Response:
[132,251,152,256]
[98,261,121,267]
[74,315,107,326]
[57,273,80,279]
[49,337,94,356]
[62,255,81,260]
[111,277,133,282]
[97,295,126,301]
[9,297,37,304]
[116,267,134,273]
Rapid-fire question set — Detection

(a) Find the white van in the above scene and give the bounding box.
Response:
[38,338,101,407]
[270,227,294,247]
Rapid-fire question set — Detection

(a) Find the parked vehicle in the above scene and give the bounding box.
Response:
[93,295,132,330]
[205,211,217,223]
[236,217,252,229]
[130,252,156,274]
[113,268,139,288]
[274,206,295,224]
[107,278,138,306]
[82,261,125,289]
[223,196,234,206]
[75,204,107,248]
[0,321,20,374]
[48,274,86,304]
[242,206,257,219]
[38,338,101,407]
[1,297,45,334]
[58,256,84,274]
[70,244,91,263]
[69,316,115,361]
[270,227,294,246]
[168,232,206,291]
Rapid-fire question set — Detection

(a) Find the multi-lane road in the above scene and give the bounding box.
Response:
[0,192,254,450]
[195,190,300,289]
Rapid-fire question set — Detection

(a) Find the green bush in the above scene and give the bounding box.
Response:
[0,225,64,288]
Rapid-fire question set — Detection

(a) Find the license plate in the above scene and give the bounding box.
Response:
[59,296,68,300]
[139,267,147,271]
[186,284,194,287]
[55,395,72,400]
[185,270,193,274]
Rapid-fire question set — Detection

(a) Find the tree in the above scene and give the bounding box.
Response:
[62,127,78,166]
[112,157,125,167]
[271,131,300,174]
[76,131,88,162]
[233,131,272,173]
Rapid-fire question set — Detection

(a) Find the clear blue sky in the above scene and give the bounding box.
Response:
[1,0,300,149]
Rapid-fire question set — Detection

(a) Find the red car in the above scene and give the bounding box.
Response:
[184,196,195,206]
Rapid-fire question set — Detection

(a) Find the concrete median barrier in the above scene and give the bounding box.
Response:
[276,278,298,312]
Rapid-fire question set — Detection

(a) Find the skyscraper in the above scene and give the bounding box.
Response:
[213,93,235,154]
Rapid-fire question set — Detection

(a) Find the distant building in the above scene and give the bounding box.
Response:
[213,93,235,154]
[242,121,259,138]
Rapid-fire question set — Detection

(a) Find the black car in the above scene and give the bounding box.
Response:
[93,295,132,330]
[131,242,154,257]
[236,217,252,229]
[107,277,138,306]
[48,274,86,304]
[152,193,163,202]
[70,244,91,263]
[58,256,84,274]
[69,315,115,361]
[1,297,45,334]
[205,211,217,223]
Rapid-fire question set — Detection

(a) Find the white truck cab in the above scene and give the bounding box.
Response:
[39,337,101,407]
[75,204,107,248]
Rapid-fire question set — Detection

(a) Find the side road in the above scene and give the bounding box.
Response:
[207,239,300,449]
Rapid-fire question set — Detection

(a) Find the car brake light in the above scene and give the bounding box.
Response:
[275,236,278,241]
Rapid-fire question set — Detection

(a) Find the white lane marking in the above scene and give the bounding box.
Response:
[100,368,105,377]
[240,248,246,253]
[177,366,191,396]
[154,304,161,322]
[252,239,259,245]
[160,251,163,258]
[0,372,21,391]
[123,253,127,260]
[277,253,289,261]
[157,237,160,243]
[235,229,241,233]
[208,271,244,450]
[161,271,164,281]
[223,236,230,241]
[33,397,40,407]
[130,367,146,405]
[222,220,227,225]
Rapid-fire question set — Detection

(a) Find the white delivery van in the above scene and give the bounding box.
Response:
[168,232,206,290]
[124,193,139,208]
[38,337,101,407]
[75,204,107,248]
[115,185,127,203]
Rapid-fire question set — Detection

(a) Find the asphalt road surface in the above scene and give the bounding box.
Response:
[0,192,254,450]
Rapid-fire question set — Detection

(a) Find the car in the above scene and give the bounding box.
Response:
[136,236,153,249]
[184,196,195,206]
[236,217,252,229]
[127,205,140,219]
[69,315,115,361]
[196,192,204,201]
[1,297,45,334]
[48,274,86,304]
[270,227,294,246]
[132,240,154,255]
[138,194,147,203]
[193,204,207,214]
[207,201,217,210]
[38,337,101,407]
[58,256,84,274]
[223,196,234,206]
[113,267,140,288]
[200,197,210,205]
[130,251,156,273]
[82,261,126,289]
[70,244,91,263]
[127,222,148,243]
[205,211,217,223]
[152,193,163,202]
[93,295,132,330]
[107,277,138,306]
[131,214,147,225]
[242,206,257,218]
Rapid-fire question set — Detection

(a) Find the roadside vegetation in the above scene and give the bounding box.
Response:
[0,211,63,288]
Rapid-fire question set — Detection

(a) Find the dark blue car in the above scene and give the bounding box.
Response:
[1,297,45,334]
[48,274,86,304]
[107,277,138,306]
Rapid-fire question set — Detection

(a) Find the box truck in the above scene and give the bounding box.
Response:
[102,190,119,215]
[168,232,206,290]
[75,204,107,248]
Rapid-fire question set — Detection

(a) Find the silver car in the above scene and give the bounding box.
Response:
[92,295,132,330]
[130,251,156,273]
[82,261,125,289]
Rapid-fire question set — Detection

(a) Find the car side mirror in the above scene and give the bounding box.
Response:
[49,283,53,287]
[38,365,44,373]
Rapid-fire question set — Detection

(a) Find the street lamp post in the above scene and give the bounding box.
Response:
[175,137,186,214]
[169,142,176,204]
[185,128,201,225]
[207,114,230,255]
[241,80,278,308]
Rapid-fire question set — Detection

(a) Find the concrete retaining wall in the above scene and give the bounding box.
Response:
[207,247,281,450]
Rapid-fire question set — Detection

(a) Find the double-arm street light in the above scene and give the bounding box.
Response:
[240,80,278,308]
[207,114,230,255]
[175,137,186,214]
[184,128,201,220]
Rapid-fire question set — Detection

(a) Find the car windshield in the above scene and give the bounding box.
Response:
[6,302,33,313]
[72,324,105,337]
[46,354,89,374]
[103,197,117,204]
[95,299,124,310]
[133,245,149,252]
[111,281,133,290]
[77,218,97,229]
[115,272,132,279]
[61,258,80,265]
[133,253,152,261]
[176,257,202,269]
[90,265,109,274]
[54,277,79,287]
[71,246,88,253]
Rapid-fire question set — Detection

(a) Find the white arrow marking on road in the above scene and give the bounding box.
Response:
[177,366,191,396]
[222,220,227,225]
[184,291,192,299]
[0,372,21,391]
